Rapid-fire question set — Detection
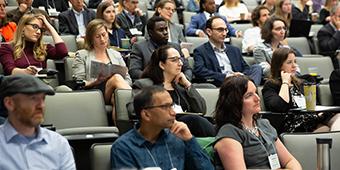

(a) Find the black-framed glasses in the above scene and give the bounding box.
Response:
[144,103,175,111]
[211,27,229,33]
[167,56,184,63]
[27,23,45,33]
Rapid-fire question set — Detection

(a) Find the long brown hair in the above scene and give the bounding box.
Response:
[84,19,108,50]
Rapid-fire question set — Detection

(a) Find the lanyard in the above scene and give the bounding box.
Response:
[144,139,175,170]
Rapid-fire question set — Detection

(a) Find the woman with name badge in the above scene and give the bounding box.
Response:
[214,74,302,170]
[132,45,215,137]
[262,47,340,132]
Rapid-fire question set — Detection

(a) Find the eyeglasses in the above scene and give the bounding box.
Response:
[27,23,45,33]
[273,26,287,31]
[163,6,176,13]
[167,56,184,63]
[211,27,229,33]
[144,103,175,111]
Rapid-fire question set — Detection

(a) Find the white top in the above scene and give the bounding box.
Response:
[218,3,249,22]
[242,27,263,53]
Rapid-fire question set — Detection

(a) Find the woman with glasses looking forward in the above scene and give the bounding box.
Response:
[253,16,301,77]
[132,45,215,137]
[0,13,67,75]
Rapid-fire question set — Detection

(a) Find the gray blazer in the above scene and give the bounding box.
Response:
[72,48,132,85]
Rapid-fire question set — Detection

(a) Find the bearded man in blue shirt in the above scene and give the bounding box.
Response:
[111,86,214,170]
[0,74,76,170]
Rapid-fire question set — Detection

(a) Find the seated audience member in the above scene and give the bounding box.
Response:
[317,4,340,69]
[96,1,126,48]
[187,0,200,12]
[214,75,302,170]
[6,0,49,24]
[218,0,250,22]
[32,0,69,13]
[151,0,185,44]
[134,45,215,137]
[58,0,96,37]
[242,6,270,54]
[129,16,192,81]
[0,14,68,75]
[253,16,290,77]
[111,85,215,169]
[273,0,292,27]
[0,74,76,169]
[0,0,16,42]
[262,47,340,132]
[72,19,131,124]
[193,16,262,87]
[186,0,241,37]
[116,0,147,41]
[291,0,312,21]
[262,0,276,14]
[319,0,338,25]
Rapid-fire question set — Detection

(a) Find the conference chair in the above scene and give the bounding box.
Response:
[296,57,334,84]
[281,131,340,170]
[90,143,112,170]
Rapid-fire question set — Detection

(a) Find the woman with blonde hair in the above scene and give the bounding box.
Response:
[218,0,249,22]
[273,0,292,26]
[0,13,67,75]
[72,19,132,124]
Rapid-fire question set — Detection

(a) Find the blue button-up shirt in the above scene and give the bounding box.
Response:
[0,120,76,170]
[111,128,214,170]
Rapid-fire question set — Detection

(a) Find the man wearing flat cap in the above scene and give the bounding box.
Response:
[0,74,76,170]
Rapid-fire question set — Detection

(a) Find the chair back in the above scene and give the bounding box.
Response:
[43,35,78,52]
[90,143,112,170]
[230,37,243,51]
[44,90,108,129]
[287,37,311,55]
[318,84,333,106]
[296,57,334,83]
[186,36,208,54]
[65,57,75,81]
[114,89,134,134]
[280,131,340,170]
[196,88,219,117]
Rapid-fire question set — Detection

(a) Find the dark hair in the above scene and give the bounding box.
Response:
[205,15,224,29]
[154,0,176,16]
[147,16,166,35]
[96,1,120,29]
[199,0,207,13]
[141,45,174,83]
[251,5,270,27]
[133,85,167,120]
[214,75,253,131]
[270,47,301,84]
[261,16,287,43]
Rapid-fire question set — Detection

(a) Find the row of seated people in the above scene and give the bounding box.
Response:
[2,71,337,169]
[1,0,338,63]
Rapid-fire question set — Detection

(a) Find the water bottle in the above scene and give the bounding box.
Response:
[316,138,332,170]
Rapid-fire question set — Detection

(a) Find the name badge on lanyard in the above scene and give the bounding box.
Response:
[268,154,280,169]
[293,94,306,109]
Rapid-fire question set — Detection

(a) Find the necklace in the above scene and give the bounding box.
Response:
[243,124,259,136]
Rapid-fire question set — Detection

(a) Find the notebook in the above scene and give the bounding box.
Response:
[289,19,312,37]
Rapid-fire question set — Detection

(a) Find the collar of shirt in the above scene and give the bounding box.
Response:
[330,22,338,31]
[204,11,213,19]
[124,9,135,22]
[3,120,47,145]
[132,128,169,147]
[72,8,84,15]
[209,40,226,53]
